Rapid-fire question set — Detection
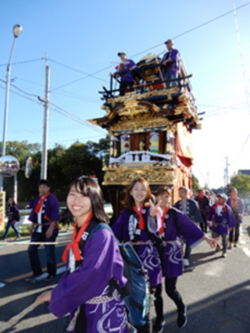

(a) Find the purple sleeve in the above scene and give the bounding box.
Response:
[49,229,126,317]
[48,195,60,221]
[176,210,204,246]
[28,199,36,208]
[208,206,214,221]
[112,210,128,242]
[227,206,235,228]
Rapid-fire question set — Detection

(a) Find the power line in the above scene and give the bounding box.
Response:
[48,134,104,146]
[0,82,106,134]
[233,134,250,165]
[233,1,250,115]
[0,57,44,67]
[48,58,109,83]
[50,2,250,91]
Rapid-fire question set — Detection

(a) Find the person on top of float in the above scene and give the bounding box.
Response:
[155,186,219,330]
[208,193,234,258]
[226,187,244,249]
[160,39,180,88]
[112,178,163,333]
[174,186,202,267]
[114,52,136,96]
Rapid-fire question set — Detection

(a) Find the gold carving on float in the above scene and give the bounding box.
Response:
[107,87,179,104]
[110,111,172,131]
[103,167,176,185]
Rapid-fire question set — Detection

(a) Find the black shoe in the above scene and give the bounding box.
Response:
[43,274,55,282]
[25,273,42,283]
[177,305,187,328]
[153,319,165,333]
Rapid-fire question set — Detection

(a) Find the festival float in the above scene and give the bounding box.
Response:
[88,53,203,220]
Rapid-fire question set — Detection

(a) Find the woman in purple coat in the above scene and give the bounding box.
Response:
[112,178,163,333]
[2,197,20,240]
[155,186,219,330]
[36,176,128,333]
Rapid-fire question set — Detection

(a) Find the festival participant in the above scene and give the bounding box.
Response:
[160,39,180,88]
[208,193,234,258]
[155,186,219,329]
[195,189,210,233]
[36,176,128,333]
[25,180,60,283]
[174,186,202,267]
[2,197,20,240]
[115,52,136,96]
[227,188,244,249]
[112,178,163,333]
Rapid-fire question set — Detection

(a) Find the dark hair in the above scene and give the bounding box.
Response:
[123,178,152,210]
[64,176,109,224]
[230,187,238,194]
[178,186,188,194]
[38,179,50,187]
[155,186,171,197]
[8,197,17,207]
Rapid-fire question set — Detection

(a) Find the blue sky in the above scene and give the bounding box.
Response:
[0,0,250,188]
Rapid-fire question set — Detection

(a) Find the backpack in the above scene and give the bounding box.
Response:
[89,223,150,328]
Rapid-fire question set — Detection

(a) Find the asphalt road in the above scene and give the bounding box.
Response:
[0,220,250,333]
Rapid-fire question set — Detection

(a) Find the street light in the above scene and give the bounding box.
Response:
[0,24,23,191]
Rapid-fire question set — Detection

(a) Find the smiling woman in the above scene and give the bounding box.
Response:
[36,176,128,333]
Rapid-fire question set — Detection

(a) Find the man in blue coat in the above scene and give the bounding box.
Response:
[161,39,180,88]
[174,186,203,267]
[25,179,60,282]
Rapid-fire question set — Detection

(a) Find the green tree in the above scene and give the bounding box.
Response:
[192,174,200,193]
[230,173,250,197]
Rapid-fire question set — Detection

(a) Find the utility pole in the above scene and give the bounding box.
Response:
[224,157,230,190]
[40,54,50,180]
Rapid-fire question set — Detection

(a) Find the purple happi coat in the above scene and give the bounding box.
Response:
[49,220,128,333]
[28,193,60,236]
[208,204,235,234]
[160,48,180,76]
[226,197,244,224]
[162,208,204,278]
[112,207,162,287]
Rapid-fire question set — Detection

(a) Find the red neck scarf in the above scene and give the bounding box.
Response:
[132,203,145,230]
[62,212,94,262]
[213,203,227,212]
[231,196,239,207]
[34,192,51,213]
[160,206,169,235]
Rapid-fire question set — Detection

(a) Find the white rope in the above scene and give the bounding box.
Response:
[0,302,39,333]
[0,241,62,246]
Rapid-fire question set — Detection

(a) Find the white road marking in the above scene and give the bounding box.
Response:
[203,260,226,277]
[242,247,250,258]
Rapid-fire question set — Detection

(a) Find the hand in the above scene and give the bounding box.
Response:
[25,205,30,209]
[149,200,163,217]
[228,227,232,232]
[203,235,221,249]
[29,227,34,236]
[46,227,53,239]
[36,290,52,303]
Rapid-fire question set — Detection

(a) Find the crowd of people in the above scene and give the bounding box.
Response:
[1,177,245,333]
